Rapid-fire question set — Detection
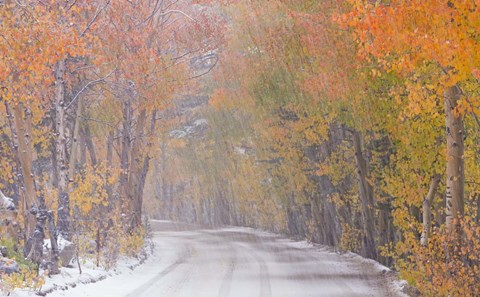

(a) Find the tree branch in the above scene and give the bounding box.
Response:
[65,69,116,110]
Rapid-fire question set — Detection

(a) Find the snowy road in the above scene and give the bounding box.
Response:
[46,221,404,297]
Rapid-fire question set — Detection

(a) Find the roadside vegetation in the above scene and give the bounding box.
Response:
[1,1,479,296]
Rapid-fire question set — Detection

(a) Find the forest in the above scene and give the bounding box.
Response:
[0,0,479,296]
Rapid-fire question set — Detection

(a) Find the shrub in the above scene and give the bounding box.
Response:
[401,218,480,297]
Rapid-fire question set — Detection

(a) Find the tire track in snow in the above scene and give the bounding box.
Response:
[250,249,271,297]
[124,244,194,297]
[216,247,237,297]
[228,240,271,297]
[202,230,272,297]
[160,259,196,297]
[194,230,238,297]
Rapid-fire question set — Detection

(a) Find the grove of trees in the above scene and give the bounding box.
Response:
[0,0,221,292]
[1,0,480,296]
[145,1,480,296]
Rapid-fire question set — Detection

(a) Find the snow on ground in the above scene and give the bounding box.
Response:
[0,190,15,210]
[11,253,152,297]
[11,221,409,297]
[200,224,409,297]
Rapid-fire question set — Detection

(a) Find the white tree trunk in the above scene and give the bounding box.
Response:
[55,59,71,238]
[445,85,464,233]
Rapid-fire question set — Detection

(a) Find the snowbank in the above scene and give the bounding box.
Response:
[10,256,139,297]
[11,240,154,297]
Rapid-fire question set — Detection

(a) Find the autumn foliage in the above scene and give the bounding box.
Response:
[142,1,480,296]
[0,0,223,292]
[1,0,480,295]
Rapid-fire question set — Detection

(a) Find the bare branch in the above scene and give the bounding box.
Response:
[66,69,116,110]
[79,115,118,128]
[159,10,196,22]
[80,0,111,37]
[189,55,219,80]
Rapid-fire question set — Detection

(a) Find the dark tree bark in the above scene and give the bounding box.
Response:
[126,108,147,228]
[352,130,377,260]
[120,98,132,217]
[83,123,98,167]
[421,175,441,246]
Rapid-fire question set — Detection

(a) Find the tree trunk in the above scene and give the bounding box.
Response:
[46,209,60,275]
[120,98,132,215]
[420,174,441,246]
[133,111,156,228]
[27,205,46,266]
[68,95,83,182]
[50,108,59,188]
[352,130,377,259]
[106,130,114,200]
[83,123,97,166]
[476,193,480,224]
[27,195,59,274]
[79,129,87,167]
[55,59,71,239]
[5,102,36,240]
[445,85,465,233]
[127,109,147,228]
[378,205,394,266]
[160,139,169,213]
